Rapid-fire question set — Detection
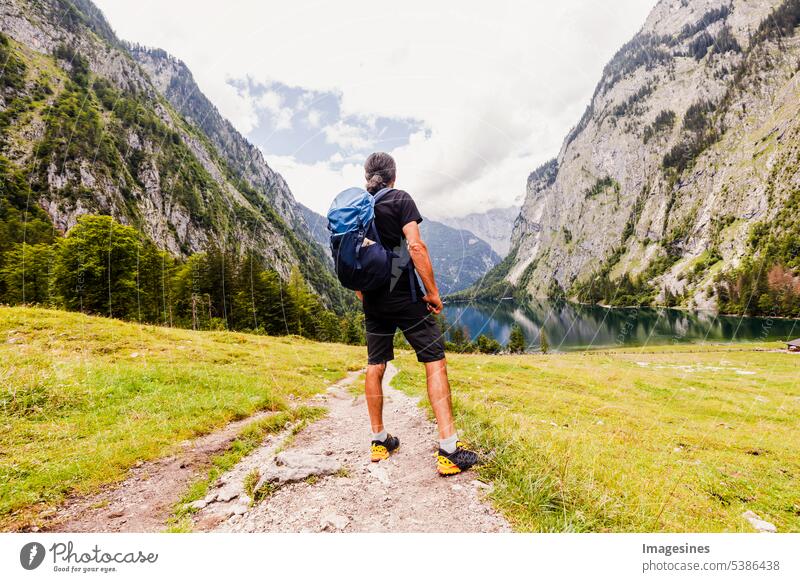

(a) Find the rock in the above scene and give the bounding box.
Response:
[255,451,341,491]
[215,485,242,503]
[189,499,207,510]
[231,503,249,516]
[367,464,391,486]
[321,514,349,532]
[451,484,464,492]
[742,510,776,533]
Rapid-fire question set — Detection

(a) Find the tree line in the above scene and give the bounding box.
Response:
[0,214,365,344]
[442,321,548,355]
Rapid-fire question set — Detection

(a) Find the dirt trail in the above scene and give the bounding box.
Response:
[199,363,510,533]
[48,410,278,532]
[48,364,510,533]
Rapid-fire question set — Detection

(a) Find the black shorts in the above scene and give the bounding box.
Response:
[363,296,446,365]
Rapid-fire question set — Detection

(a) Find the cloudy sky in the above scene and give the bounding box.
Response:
[94,0,658,219]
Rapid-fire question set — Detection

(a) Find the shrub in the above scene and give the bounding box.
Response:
[662,101,718,173]
[476,334,502,354]
[643,110,676,143]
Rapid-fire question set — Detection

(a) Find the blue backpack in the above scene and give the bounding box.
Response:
[327,187,411,294]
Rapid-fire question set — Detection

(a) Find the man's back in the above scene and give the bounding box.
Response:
[372,189,422,252]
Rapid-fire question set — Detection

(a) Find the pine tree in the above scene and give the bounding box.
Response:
[508,323,526,354]
[539,328,550,354]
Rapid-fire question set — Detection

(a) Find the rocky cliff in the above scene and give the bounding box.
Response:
[502,0,800,311]
[419,220,500,295]
[0,0,347,309]
[441,205,519,257]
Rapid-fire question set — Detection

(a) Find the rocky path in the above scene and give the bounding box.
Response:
[48,410,278,532]
[198,363,510,533]
[49,364,509,533]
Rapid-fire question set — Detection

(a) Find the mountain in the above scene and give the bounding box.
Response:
[420,220,501,295]
[496,0,800,314]
[297,203,331,250]
[440,205,519,257]
[0,0,347,309]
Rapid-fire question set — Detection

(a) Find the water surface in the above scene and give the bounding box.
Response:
[442,300,799,351]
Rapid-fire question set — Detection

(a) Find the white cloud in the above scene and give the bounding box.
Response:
[94,0,658,217]
[322,120,373,151]
[305,109,322,129]
[265,153,364,214]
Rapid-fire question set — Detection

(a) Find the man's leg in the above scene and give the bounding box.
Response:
[365,362,386,433]
[424,358,455,440]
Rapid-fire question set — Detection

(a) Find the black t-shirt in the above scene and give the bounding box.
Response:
[363,189,424,304]
[372,189,422,252]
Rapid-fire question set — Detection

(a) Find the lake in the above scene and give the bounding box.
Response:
[442,300,800,351]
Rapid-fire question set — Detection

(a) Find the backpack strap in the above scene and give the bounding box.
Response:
[372,187,393,204]
[370,187,420,301]
[367,188,393,249]
[408,263,417,303]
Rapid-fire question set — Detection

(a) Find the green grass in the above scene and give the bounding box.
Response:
[4,306,798,534]
[0,307,362,530]
[393,344,800,532]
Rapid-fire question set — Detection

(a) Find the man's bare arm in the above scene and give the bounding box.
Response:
[402,221,442,314]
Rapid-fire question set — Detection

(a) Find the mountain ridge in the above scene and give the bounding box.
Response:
[494,0,800,315]
[0,0,347,309]
[440,205,519,257]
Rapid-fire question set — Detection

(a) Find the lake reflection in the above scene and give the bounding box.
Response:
[442,300,799,351]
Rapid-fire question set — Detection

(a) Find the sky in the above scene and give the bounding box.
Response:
[93,0,658,219]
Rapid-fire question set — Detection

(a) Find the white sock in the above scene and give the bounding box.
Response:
[372,429,388,442]
[439,433,458,454]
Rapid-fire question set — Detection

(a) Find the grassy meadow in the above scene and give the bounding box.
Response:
[0,307,363,530]
[394,345,799,532]
[2,306,797,533]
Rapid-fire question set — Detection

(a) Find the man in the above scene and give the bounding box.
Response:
[357,152,478,476]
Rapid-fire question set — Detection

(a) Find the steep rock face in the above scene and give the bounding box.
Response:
[441,205,519,257]
[297,203,330,250]
[0,0,346,308]
[129,46,303,231]
[420,220,500,295]
[507,0,800,308]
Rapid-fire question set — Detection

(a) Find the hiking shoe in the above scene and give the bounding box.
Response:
[437,441,479,476]
[371,434,400,462]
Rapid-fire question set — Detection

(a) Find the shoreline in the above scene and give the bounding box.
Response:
[444,298,800,322]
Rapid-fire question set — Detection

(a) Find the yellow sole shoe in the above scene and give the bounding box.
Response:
[371,444,399,462]
[437,455,463,476]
